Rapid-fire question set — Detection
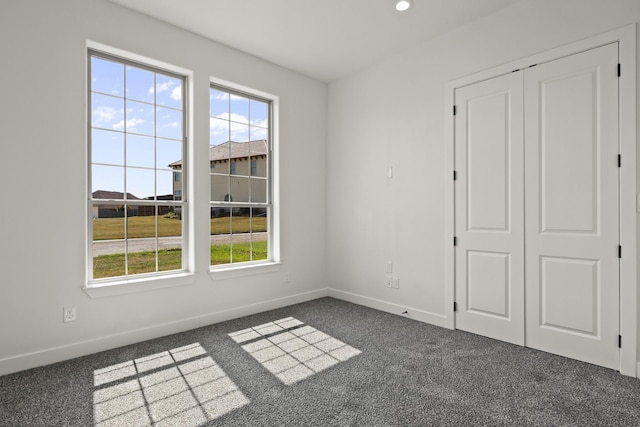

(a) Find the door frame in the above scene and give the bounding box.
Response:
[444,24,637,377]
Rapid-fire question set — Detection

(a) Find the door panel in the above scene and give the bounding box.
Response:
[540,68,599,233]
[467,251,510,318]
[524,43,619,369]
[454,72,524,345]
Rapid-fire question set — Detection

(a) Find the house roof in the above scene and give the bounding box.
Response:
[92,190,139,200]
[169,140,268,168]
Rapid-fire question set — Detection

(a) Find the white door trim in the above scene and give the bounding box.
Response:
[444,24,637,377]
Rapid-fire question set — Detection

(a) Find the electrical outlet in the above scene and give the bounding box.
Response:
[284,272,291,283]
[386,277,393,288]
[392,277,400,289]
[63,307,76,323]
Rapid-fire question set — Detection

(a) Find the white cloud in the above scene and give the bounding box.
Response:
[209,113,267,142]
[149,79,179,97]
[170,86,181,101]
[210,91,229,101]
[112,117,144,132]
[92,106,118,125]
[250,118,268,128]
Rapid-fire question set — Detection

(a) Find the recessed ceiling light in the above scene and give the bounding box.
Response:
[395,0,413,12]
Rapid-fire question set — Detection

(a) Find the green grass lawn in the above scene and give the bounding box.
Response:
[93,241,268,279]
[93,216,267,240]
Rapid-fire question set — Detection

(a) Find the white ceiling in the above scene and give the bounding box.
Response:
[109,0,521,82]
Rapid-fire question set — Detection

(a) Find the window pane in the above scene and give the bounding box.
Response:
[126,205,157,275]
[92,129,124,166]
[210,117,230,146]
[210,214,231,265]
[230,210,251,264]
[157,138,182,170]
[156,74,182,109]
[156,107,182,140]
[230,176,250,203]
[125,65,154,103]
[251,155,267,178]
[126,167,154,200]
[250,178,267,203]
[211,173,229,202]
[172,171,182,201]
[92,93,124,131]
[251,208,268,262]
[92,214,125,279]
[158,206,182,272]
[125,100,155,136]
[230,122,249,142]
[230,95,249,124]
[92,165,124,197]
[251,208,268,233]
[250,99,268,127]
[91,57,124,96]
[210,89,229,117]
[249,126,268,141]
[126,134,154,168]
[156,169,173,198]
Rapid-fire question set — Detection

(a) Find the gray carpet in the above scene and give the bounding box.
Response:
[1,297,640,426]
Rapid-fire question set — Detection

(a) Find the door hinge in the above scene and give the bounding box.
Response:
[617,63,621,77]
[453,302,458,312]
[618,335,622,348]
[453,170,457,181]
[453,236,457,246]
[618,154,621,167]
[453,105,457,115]
[618,245,622,258]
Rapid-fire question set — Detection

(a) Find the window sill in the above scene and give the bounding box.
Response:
[83,272,196,299]
[210,262,281,281]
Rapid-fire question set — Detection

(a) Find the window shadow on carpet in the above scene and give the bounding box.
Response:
[92,342,249,426]
[229,317,361,385]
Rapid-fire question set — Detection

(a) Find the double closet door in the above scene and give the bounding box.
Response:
[454,43,620,369]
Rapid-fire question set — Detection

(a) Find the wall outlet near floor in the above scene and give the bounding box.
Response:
[63,307,76,323]
[392,277,400,289]
[386,276,393,288]
[284,272,291,283]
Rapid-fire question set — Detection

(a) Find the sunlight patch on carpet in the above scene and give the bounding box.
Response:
[229,317,361,385]
[93,343,248,426]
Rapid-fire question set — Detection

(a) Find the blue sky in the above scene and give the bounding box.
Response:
[91,56,269,200]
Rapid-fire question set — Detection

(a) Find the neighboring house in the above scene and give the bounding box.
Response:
[91,190,139,218]
[92,191,175,218]
[169,140,268,216]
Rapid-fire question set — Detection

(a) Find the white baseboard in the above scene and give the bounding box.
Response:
[327,288,448,328]
[637,361,640,379]
[0,288,328,377]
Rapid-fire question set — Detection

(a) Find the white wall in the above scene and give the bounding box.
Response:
[0,0,327,375]
[327,0,640,359]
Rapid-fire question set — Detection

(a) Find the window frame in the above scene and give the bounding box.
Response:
[209,83,275,271]
[86,48,190,288]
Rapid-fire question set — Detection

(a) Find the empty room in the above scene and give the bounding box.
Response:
[1,0,640,425]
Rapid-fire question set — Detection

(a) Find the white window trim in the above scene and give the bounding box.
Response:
[85,41,194,296]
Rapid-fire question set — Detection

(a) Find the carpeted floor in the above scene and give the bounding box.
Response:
[1,297,640,426]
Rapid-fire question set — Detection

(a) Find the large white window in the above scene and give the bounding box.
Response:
[88,50,187,282]
[207,85,271,267]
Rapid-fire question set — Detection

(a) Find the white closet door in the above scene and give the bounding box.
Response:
[524,43,619,369]
[454,72,525,345]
